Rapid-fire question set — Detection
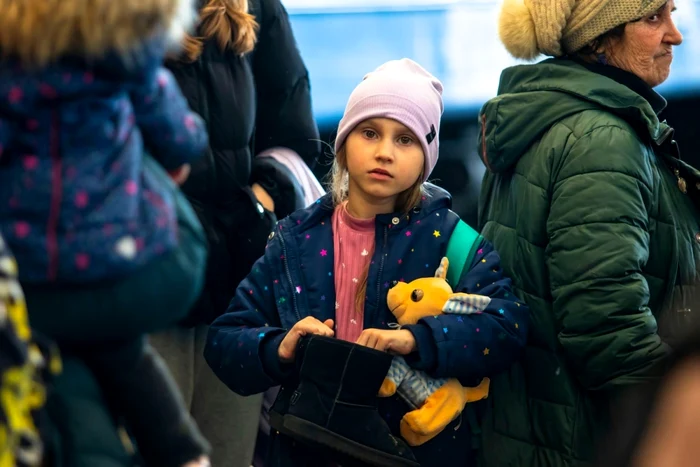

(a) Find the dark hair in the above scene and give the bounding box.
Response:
[577,23,626,57]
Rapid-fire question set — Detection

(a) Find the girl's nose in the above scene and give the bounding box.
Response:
[375,152,393,163]
[375,140,395,162]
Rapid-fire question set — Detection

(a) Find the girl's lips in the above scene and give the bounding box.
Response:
[369,168,393,178]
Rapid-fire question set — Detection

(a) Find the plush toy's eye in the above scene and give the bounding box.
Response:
[411,289,424,302]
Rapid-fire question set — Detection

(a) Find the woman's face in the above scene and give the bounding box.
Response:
[606,1,683,88]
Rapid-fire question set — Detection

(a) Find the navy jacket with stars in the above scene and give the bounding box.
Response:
[205,184,528,466]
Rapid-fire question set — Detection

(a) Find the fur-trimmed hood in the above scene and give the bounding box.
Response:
[0,0,198,67]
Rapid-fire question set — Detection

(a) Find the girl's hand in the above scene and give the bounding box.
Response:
[278,317,335,363]
[356,329,416,355]
[181,455,210,467]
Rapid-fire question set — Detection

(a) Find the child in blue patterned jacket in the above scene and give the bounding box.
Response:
[0,0,211,465]
[206,59,529,466]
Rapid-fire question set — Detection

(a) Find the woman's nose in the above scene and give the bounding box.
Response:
[666,18,683,46]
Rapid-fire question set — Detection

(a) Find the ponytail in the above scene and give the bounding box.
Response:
[181,0,258,62]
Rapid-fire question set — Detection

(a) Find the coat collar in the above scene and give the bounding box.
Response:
[278,183,452,235]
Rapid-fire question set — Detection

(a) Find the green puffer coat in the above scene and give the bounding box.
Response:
[477,58,700,467]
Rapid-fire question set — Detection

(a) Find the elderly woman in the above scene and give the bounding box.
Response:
[477,1,695,466]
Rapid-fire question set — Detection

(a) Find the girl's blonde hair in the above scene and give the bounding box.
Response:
[0,0,193,67]
[330,145,425,314]
[181,0,258,61]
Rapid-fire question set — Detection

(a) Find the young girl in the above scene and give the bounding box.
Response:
[205,59,528,466]
[0,0,211,465]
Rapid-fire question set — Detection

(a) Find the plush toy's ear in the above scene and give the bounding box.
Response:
[434,257,449,280]
[442,293,491,315]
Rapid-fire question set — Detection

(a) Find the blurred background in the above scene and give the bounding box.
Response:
[284,0,700,224]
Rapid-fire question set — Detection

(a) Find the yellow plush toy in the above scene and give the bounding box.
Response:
[0,235,61,467]
[379,257,490,447]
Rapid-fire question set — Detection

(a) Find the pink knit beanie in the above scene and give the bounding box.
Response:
[334,59,444,182]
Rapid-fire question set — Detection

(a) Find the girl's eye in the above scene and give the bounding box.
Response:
[362,129,377,139]
[399,136,413,145]
[647,13,661,22]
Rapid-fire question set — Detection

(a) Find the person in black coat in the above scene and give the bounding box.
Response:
[150,1,321,465]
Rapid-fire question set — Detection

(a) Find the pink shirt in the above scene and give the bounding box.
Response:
[332,202,376,342]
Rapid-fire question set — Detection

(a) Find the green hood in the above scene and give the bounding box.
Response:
[478,58,667,173]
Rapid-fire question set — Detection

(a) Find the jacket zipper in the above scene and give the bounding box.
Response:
[374,227,388,318]
[47,110,62,280]
[279,230,301,321]
[656,125,685,193]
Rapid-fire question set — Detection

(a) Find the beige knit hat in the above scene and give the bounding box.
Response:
[499,0,668,60]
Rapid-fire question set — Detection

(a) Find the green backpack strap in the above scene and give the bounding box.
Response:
[445,220,483,286]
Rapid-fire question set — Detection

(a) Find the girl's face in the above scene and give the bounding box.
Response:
[606,1,682,88]
[344,118,424,212]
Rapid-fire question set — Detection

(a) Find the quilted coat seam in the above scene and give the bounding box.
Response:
[562,125,654,193]
[481,220,548,250]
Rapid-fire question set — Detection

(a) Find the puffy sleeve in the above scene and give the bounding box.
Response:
[130,67,208,170]
[204,233,294,396]
[546,125,670,391]
[403,238,529,385]
[251,0,321,170]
